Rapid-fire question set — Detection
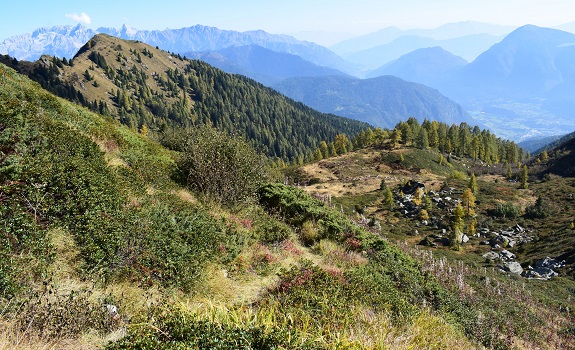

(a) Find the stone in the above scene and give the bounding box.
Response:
[502,261,523,275]
[482,252,500,260]
[500,249,516,260]
[524,267,558,280]
[535,257,565,269]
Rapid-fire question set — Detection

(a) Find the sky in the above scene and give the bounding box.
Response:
[1,0,575,45]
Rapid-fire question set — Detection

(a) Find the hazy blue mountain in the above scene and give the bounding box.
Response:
[344,33,503,70]
[97,24,357,74]
[330,21,513,59]
[0,24,97,60]
[186,44,348,85]
[366,47,467,85]
[272,75,471,129]
[555,21,575,34]
[453,25,575,98]
[435,25,575,141]
[518,134,565,153]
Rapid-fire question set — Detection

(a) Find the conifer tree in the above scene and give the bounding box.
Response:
[520,165,528,189]
[461,188,476,218]
[469,173,478,194]
[539,150,549,163]
[381,187,394,210]
[451,203,465,248]
[506,164,513,179]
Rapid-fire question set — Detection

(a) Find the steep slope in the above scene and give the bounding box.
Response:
[539,133,575,177]
[1,34,369,162]
[186,44,348,85]
[0,62,482,349]
[273,74,471,129]
[367,47,467,85]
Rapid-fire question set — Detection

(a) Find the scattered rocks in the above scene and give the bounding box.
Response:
[524,267,558,280]
[523,257,565,280]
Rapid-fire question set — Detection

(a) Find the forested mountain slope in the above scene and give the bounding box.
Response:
[0,34,368,162]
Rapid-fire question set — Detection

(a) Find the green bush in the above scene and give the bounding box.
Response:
[106,305,297,350]
[176,126,270,206]
[493,202,522,218]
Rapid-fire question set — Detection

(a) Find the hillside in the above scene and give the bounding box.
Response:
[0,34,369,162]
[273,74,472,129]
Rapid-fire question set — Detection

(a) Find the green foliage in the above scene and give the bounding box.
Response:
[388,119,524,165]
[493,202,522,218]
[520,164,529,189]
[258,183,365,245]
[524,197,551,219]
[175,125,271,206]
[0,63,237,293]
[107,305,295,350]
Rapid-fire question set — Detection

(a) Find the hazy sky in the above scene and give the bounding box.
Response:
[1,0,574,44]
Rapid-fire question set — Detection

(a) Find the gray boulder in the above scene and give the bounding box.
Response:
[482,252,500,260]
[502,261,523,275]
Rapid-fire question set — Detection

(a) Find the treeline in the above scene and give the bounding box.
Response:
[309,117,525,166]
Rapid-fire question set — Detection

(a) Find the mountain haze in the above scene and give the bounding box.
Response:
[186,44,348,85]
[367,47,467,85]
[345,34,503,70]
[0,24,357,74]
[330,21,514,57]
[273,74,471,128]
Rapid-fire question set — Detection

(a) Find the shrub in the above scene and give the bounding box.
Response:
[176,126,270,206]
[493,202,522,218]
[524,197,551,219]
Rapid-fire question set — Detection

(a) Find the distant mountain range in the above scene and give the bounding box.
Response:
[0,24,356,74]
[345,33,504,70]
[330,21,516,56]
[272,75,471,129]
[0,24,96,61]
